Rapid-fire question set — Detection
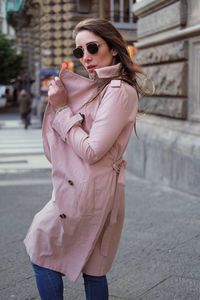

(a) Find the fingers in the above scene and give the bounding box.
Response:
[48,76,68,110]
[54,76,63,87]
[49,77,63,90]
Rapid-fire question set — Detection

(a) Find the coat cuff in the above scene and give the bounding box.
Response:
[52,107,83,142]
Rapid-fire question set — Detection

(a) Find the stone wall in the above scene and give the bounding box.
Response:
[124,115,200,197]
[134,0,200,121]
[125,0,200,196]
[189,36,200,122]
[137,1,186,39]
[134,0,189,119]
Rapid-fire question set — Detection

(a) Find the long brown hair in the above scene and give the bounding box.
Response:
[73,18,145,95]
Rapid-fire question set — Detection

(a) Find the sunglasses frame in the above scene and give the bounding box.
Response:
[73,42,105,59]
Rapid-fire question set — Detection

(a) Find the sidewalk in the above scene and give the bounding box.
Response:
[0,112,50,174]
[0,112,41,130]
[1,114,200,299]
[1,171,200,299]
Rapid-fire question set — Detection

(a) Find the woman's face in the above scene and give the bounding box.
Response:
[75,30,117,75]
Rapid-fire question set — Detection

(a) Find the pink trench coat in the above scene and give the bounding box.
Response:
[24,63,138,282]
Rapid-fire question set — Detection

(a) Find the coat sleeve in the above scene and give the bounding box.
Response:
[52,83,138,164]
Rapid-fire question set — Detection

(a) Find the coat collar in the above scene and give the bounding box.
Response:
[93,63,121,79]
[58,63,122,111]
[59,63,122,83]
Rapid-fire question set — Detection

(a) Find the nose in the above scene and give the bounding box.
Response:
[82,48,92,62]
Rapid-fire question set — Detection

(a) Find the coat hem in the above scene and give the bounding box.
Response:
[24,240,80,282]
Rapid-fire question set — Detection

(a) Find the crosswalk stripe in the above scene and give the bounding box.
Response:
[0,120,51,171]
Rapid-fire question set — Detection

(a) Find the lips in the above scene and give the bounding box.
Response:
[87,65,97,72]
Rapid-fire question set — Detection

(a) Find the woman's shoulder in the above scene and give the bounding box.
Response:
[108,78,137,93]
[106,78,138,102]
[100,78,138,112]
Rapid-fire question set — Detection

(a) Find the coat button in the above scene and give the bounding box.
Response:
[59,213,66,219]
[68,180,74,186]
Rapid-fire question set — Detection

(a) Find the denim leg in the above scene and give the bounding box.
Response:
[83,273,109,300]
[30,261,63,300]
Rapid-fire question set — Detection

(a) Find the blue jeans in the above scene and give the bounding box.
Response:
[31,261,109,300]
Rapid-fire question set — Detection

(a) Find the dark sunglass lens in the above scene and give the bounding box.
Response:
[73,47,83,58]
[87,43,99,55]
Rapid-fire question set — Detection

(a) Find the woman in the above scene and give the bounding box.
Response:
[24,18,140,300]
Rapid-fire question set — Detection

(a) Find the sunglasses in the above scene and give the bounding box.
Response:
[73,42,105,59]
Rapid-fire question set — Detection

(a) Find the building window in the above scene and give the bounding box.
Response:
[105,0,137,29]
[76,0,91,13]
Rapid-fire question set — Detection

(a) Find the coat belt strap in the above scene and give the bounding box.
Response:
[110,159,126,224]
[100,159,126,256]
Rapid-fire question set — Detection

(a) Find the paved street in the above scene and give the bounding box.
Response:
[1,111,200,300]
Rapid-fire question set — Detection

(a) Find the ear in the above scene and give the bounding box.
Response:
[111,49,118,57]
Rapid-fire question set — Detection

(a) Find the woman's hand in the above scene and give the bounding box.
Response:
[48,76,68,111]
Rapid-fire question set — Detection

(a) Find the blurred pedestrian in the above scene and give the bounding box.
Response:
[12,87,18,103]
[24,18,144,300]
[18,89,31,129]
[4,88,13,104]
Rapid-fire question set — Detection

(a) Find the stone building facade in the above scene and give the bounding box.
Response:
[0,0,15,38]
[124,0,200,196]
[7,0,137,78]
[6,0,137,106]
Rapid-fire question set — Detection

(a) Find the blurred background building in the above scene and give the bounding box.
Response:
[0,0,15,38]
[5,0,137,92]
[2,0,200,196]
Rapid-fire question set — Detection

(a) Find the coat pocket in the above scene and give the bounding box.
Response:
[75,178,96,216]
[77,173,111,215]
